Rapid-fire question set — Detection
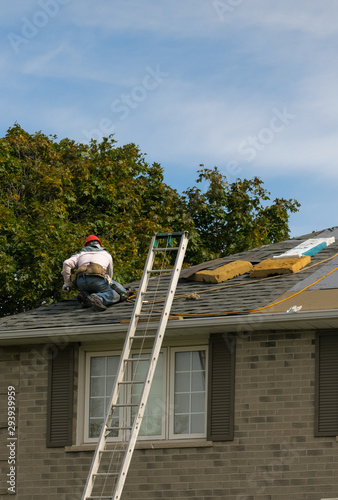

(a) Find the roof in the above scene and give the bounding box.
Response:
[2,227,338,344]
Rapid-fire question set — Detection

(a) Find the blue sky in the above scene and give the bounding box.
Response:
[2,0,338,237]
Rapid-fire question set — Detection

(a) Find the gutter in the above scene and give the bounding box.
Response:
[1,309,338,346]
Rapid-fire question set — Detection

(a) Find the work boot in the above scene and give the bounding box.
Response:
[76,292,92,308]
[89,295,107,312]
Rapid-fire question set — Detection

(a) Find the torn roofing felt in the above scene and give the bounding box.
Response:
[1,227,338,332]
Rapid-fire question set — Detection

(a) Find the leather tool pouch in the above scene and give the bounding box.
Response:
[85,262,106,278]
[71,263,106,285]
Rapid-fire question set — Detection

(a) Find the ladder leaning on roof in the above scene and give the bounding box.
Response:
[82,231,189,500]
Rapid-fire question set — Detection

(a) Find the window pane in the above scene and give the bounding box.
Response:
[191,371,205,392]
[90,397,104,418]
[107,356,119,373]
[174,414,189,434]
[106,376,115,395]
[191,414,205,434]
[175,393,190,413]
[90,377,105,397]
[91,357,106,376]
[191,392,205,413]
[175,372,190,392]
[192,351,206,371]
[175,351,190,371]
[90,419,104,438]
[174,350,206,436]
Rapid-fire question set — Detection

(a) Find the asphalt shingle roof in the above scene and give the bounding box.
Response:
[1,227,338,333]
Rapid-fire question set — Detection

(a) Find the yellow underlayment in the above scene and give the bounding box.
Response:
[250,256,311,278]
[189,260,253,284]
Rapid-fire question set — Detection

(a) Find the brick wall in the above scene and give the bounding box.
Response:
[0,333,337,499]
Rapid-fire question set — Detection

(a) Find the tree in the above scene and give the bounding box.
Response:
[0,125,299,317]
[0,124,193,316]
[183,167,300,263]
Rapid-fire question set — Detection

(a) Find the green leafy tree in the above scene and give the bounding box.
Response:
[183,167,300,263]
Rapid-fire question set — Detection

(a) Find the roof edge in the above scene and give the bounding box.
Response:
[1,309,338,346]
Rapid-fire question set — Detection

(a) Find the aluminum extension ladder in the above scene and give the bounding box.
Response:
[82,231,189,500]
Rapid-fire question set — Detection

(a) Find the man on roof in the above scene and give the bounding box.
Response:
[61,235,130,312]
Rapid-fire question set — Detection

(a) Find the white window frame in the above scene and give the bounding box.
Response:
[84,350,121,443]
[169,346,208,440]
[80,345,208,444]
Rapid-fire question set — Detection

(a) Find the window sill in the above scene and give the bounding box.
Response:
[65,439,214,453]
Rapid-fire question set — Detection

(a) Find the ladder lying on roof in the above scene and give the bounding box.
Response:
[82,231,189,500]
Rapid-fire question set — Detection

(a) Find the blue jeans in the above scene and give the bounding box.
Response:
[76,275,127,307]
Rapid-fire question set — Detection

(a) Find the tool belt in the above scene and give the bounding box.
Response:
[71,262,106,285]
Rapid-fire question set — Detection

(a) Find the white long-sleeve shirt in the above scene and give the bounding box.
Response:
[61,248,113,283]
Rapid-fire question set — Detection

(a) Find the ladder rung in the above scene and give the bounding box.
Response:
[93,472,119,476]
[136,312,160,317]
[113,403,139,407]
[125,357,151,362]
[147,268,173,273]
[153,246,179,251]
[100,449,126,453]
[87,497,116,499]
[155,231,184,237]
[130,334,157,339]
[105,426,131,433]
[118,380,144,385]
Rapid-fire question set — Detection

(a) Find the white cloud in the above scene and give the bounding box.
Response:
[61,0,338,42]
[22,43,68,74]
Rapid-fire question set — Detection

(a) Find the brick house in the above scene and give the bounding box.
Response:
[1,228,338,499]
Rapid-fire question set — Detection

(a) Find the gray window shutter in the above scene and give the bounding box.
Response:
[315,331,338,437]
[47,346,74,447]
[207,333,235,441]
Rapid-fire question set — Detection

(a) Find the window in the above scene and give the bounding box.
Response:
[315,331,338,437]
[87,354,120,439]
[170,349,207,439]
[46,334,235,447]
[84,347,207,442]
